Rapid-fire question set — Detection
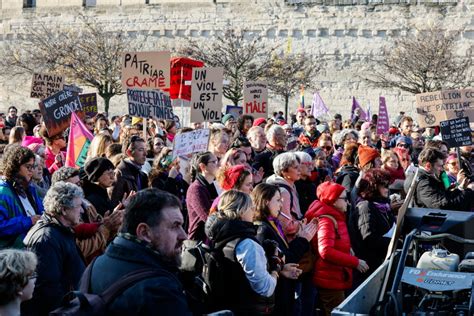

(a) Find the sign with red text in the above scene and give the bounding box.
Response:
[243,81,268,119]
[376,96,389,135]
[169,57,204,101]
[415,88,474,128]
[190,67,223,123]
[30,73,64,100]
[121,51,171,91]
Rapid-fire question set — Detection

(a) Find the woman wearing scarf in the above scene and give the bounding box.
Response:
[348,169,395,287]
[381,150,406,186]
[0,145,44,249]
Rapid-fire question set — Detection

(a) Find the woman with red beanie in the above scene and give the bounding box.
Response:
[305,181,369,315]
[357,145,382,171]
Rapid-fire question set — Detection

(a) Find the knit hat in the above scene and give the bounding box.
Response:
[395,135,413,146]
[316,124,329,134]
[253,117,267,127]
[316,181,346,205]
[446,154,457,163]
[389,127,399,136]
[358,145,380,168]
[221,114,234,125]
[221,165,247,191]
[84,157,115,182]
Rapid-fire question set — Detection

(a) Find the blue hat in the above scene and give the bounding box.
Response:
[222,114,234,125]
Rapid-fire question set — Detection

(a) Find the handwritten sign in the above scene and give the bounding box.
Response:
[39,90,84,137]
[172,128,210,159]
[169,57,204,101]
[31,73,64,100]
[122,51,171,90]
[190,67,223,123]
[127,88,175,120]
[243,81,268,118]
[376,96,389,135]
[79,93,98,117]
[440,117,472,148]
[415,88,474,127]
[63,84,83,95]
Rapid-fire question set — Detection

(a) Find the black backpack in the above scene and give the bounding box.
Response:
[49,259,165,316]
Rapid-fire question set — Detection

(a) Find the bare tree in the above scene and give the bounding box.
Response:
[264,53,320,119]
[180,30,277,106]
[364,27,473,94]
[1,15,144,114]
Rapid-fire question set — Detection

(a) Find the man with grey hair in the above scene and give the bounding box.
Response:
[22,182,86,316]
[253,124,287,179]
[247,126,267,156]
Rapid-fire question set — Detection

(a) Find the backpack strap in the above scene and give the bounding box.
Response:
[318,215,340,239]
[221,238,243,263]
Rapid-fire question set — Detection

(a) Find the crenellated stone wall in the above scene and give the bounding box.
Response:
[0,0,472,121]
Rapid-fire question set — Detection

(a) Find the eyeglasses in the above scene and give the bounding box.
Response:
[321,146,332,151]
[448,161,458,166]
[338,196,348,202]
[28,272,38,280]
[23,163,35,171]
[207,160,218,165]
[397,143,409,148]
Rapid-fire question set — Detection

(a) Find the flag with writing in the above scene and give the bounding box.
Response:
[310,92,329,117]
[351,97,367,121]
[376,96,390,135]
[65,112,94,168]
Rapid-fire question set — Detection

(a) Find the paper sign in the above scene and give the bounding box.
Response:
[190,67,223,123]
[170,57,204,101]
[39,90,84,137]
[172,128,210,159]
[226,105,243,119]
[127,88,175,120]
[440,117,472,148]
[31,73,64,100]
[79,93,98,118]
[122,51,171,90]
[243,81,268,118]
[376,96,390,135]
[415,88,474,128]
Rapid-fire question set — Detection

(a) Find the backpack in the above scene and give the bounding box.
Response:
[49,259,165,316]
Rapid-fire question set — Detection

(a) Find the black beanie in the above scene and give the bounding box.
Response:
[84,157,115,182]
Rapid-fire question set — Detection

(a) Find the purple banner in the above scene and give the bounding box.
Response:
[376,96,389,135]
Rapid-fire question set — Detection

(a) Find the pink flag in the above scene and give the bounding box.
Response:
[376,96,390,135]
[310,92,329,117]
[351,97,367,121]
[65,112,94,168]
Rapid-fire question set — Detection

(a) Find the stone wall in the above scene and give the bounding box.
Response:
[0,0,472,121]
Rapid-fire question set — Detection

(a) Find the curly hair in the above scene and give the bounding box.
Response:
[51,167,80,184]
[43,182,84,216]
[252,183,280,221]
[148,147,174,186]
[358,168,391,200]
[0,249,37,305]
[1,144,35,181]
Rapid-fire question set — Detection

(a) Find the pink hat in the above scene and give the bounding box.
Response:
[27,142,43,154]
[253,117,267,127]
[22,136,43,147]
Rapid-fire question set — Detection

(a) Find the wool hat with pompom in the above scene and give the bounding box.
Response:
[316,181,346,205]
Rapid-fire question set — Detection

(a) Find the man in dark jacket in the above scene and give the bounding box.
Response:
[22,182,86,316]
[110,135,148,207]
[87,188,192,315]
[414,148,474,211]
[253,125,286,179]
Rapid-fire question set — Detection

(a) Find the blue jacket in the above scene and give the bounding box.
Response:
[0,179,44,249]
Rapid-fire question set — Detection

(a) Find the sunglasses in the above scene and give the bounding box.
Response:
[321,146,332,151]
[397,143,409,148]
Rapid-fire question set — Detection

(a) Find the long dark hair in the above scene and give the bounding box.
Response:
[251,183,280,221]
[190,151,214,182]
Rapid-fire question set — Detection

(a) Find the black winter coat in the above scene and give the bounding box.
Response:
[336,165,360,192]
[295,178,317,216]
[252,147,284,180]
[82,181,114,216]
[22,214,86,316]
[87,236,192,316]
[110,159,148,207]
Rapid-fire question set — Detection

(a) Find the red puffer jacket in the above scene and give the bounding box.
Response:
[305,200,359,290]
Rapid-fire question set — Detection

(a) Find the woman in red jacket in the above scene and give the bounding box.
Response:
[305,181,369,315]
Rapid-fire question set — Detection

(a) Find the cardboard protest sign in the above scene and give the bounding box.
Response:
[63,84,83,95]
[79,93,98,117]
[39,90,84,137]
[170,57,204,101]
[127,88,175,120]
[226,105,243,119]
[172,128,210,159]
[190,67,223,123]
[31,73,64,100]
[65,112,94,169]
[415,88,474,128]
[440,117,472,148]
[243,81,268,118]
[122,51,171,91]
[376,96,390,135]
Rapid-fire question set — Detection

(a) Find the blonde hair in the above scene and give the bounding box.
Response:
[87,134,113,161]
[381,150,398,165]
[217,190,252,220]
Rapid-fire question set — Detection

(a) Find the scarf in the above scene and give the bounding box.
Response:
[196,174,218,200]
[267,215,288,247]
[372,199,391,214]
[384,166,405,183]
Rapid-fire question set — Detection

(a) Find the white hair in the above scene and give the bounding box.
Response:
[266,124,284,142]
[272,152,300,176]
[295,151,312,164]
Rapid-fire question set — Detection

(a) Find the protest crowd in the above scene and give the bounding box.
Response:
[0,84,474,316]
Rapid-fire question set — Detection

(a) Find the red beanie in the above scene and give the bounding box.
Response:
[358,145,380,168]
[253,117,267,127]
[316,181,346,205]
[222,165,247,190]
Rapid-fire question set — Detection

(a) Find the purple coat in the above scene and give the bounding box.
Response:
[186,179,213,241]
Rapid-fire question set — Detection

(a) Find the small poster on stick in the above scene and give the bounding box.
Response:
[440,117,472,148]
[190,67,223,123]
[127,88,175,120]
[243,81,268,119]
[31,73,64,100]
[79,93,98,118]
[172,128,210,159]
[122,51,171,91]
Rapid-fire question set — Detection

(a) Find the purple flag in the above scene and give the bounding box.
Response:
[310,92,329,117]
[376,96,389,135]
[351,97,367,121]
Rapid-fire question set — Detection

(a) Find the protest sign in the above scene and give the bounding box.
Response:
[190,67,223,123]
[63,84,83,95]
[170,57,204,101]
[172,128,210,159]
[122,51,171,91]
[243,81,268,118]
[226,105,243,119]
[415,88,474,128]
[440,117,472,148]
[127,88,175,120]
[376,96,390,135]
[79,93,98,117]
[31,73,64,100]
[39,90,84,137]
[65,112,94,169]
